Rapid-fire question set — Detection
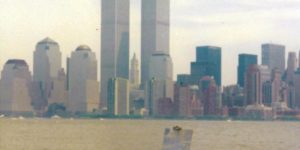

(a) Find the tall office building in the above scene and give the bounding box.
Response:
[68,45,99,113]
[174,84,201,117]
[199,76,218,115]
[286,52,297,84]
[141,0,170,85]
[271,68,282,105]
[0,60,33,115]
[237,54,257,87]
[262,43,285,74]
[145,78,173,116]
[108,78,130,115]
[130,53,140,89]
[101,0,130,108]
[293,69,300,109]
[149,51,173,81]
[245,65,261,105]
[32,37,62,112]
[190,46,222,86]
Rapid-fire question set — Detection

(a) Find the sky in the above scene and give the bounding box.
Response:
[1,0,300,86]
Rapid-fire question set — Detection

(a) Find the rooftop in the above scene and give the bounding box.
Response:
[76,45,91,52]
[38,37,58,45]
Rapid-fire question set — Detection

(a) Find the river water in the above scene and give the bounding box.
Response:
[0,118,299,150]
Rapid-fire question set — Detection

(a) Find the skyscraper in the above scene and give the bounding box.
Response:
[68,45,99,113]
[0,59,33,115]
[286,52,297,84]
[130,53,140,88]
[101,0,130,108]
[190,46,222,86]
[262,43,285,74]
[237,54,257,87]
[199,76,219,115]
[141,0,170,85]
[293,69,300,109]
[145,78,173,116]
[245,65,261,105]
[32,37,62,112]
[149,51,173,81]
[108,78,130,115]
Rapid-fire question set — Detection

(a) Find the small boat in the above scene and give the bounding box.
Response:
[51,115,61,119]
[0,114,4,118]
[173,126,182,131]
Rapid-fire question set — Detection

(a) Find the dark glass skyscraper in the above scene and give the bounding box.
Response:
[190,46,222,86]
[237,54,258,87]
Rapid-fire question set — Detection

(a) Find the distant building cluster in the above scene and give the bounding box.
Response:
[1,0,300,119]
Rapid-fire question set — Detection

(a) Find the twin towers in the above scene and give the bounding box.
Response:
[100,0,171,108]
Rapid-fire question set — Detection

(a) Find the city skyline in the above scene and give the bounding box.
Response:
[1,0,300,86]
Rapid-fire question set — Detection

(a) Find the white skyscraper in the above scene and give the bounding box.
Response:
[0,59,33,115]
[101,0,130,108]
[141,0,170,84]
[68,45,99,113]
[149,51,173,81]
[32,37,63,112]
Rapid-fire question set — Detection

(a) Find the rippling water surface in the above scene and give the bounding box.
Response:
[0,119,299,150]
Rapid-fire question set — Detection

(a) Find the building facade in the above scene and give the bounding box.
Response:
[261,43,285,74]
[101,0,130,108]
[199,76,219,115]
[237,54,257,87]
[286,52,297,84]
[68,45,99,113]
[130,53,140,89]
[141,0,170,85]
[0,60,33,115]
[32,37,63,113]
[191,46,222,86]
[108,78,130,115]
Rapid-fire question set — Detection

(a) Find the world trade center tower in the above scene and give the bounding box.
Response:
[101,0,130,108]
[141,0,170,85]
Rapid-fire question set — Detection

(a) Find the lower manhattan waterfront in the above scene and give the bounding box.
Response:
[0,118,300,150]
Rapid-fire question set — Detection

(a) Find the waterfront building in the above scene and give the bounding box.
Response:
[222,85,244,107]
[32,37,63,113]
[47,68,68,107]
[245,65,262,105]
[293,69,300,109]
[68,45,99,113]
[174,84,202,117]
[0,59,33,115]
[145,78,173,116]
[271,68,282,104]
[108,78,130,115]
[199,76,219,115]
[101,0,130,108]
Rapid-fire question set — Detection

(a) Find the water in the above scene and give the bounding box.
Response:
[0,118,299,150]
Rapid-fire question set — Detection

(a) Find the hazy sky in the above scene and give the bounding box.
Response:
[1,0,300,86]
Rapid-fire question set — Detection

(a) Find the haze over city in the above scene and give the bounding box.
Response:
[1,0,300,86]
